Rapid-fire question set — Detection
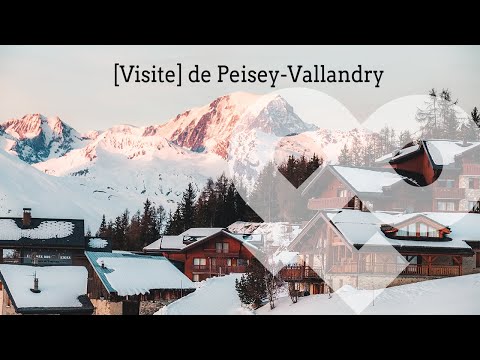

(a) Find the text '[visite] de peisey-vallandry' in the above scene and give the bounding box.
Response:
[114,63,385,88]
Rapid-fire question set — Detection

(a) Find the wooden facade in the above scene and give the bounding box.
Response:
[283,211,475,293]
[162,231,255,282]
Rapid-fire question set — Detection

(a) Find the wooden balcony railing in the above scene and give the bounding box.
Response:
[328,262,461,277]
[308,197,352,210]
[433,187,465,199]
[463,163,480,175]
[203,249,240,257]
[279,265,322,281]
[192,265,247,274]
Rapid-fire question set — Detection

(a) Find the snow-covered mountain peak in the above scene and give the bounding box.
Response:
[0,113,87,164]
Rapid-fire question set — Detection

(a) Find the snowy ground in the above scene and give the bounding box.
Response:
[157,274,252,315]
[158,273,480,315]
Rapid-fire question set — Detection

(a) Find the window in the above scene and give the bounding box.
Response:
[469,201,480,212]
[193,274,200,282]
[428,226,439,237]
[438,179,455,188]
[238,259,249,266]
[337,189,348,198]
[216,242,229,253]
[227,259,232,267]
[408,223,416,236]
[469,178,475,189]
[397,222,440,238]
[193,258,206,266]
[437,201,455,211]
[419,223,428,237]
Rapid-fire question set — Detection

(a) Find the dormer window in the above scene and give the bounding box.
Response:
[381,215,449,240]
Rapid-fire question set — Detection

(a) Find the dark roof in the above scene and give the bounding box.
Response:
[14,295,94,315]
[0,216,85,248]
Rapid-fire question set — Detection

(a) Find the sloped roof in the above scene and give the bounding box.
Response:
[0,264,93,314]
[423,140,480,168]
[85,251,195,297]
[323,209,474,254]
[303,165,420,197]
[143,235,186,251]
[0,217,85,248]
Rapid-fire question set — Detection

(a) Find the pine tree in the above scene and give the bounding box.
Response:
[463,107,480,141]
[179,183,197,232]
[398,130,413,148]
[97,214,107,237]
[235,258,267,309]
[338,144,351,165]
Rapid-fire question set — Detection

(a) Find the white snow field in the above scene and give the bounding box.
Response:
[157,273,480,315]
[157,274,252,315]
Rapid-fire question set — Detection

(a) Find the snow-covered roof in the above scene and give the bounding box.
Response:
[88,238,108,249]
[181,228,225,237]
[85,251,195,296]
[332,166,415,193]
[375,144,421,164]
[227,221,303,247]
[144,235,186,251]
[325,209,476,252]
[424,140,480,167]
[0,217,84,247]
[0,265,93,314]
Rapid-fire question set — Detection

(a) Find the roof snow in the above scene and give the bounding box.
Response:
[88,238,108,249]
[325,209,476,250]
[375,144,421,163]
[333,166,412,193]
[0,265,88,309]
[181,228,225,237]
[85,251,194,296]
[0,219,74,241]
[424,140,480,166]
[227,221,303,247]
[143,235,186,251]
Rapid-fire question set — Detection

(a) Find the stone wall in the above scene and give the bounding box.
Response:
[463,255,476,274]
[139,300,165,315]
[91,299,123,315]
[459,176,480,211]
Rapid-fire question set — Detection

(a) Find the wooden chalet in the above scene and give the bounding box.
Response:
[283,209,480,294]
[143,228,256,282]
[303,165,430,213]
[376,140,480,212]
[85,251,195,315]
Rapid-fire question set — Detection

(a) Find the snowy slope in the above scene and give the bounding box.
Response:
[157,274,252,315]
[158,273,480,315]
[257,274,480,315]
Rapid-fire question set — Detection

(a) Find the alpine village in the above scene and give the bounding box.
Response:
[1,90,480,315]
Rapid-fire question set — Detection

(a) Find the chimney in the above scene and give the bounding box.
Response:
[23,208,32,228]
[30,271,41,293]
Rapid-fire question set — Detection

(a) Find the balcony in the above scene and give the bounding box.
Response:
[192,265,247,274]
[463,163,480,175]
[203,249,240,257]
[279,265,323,282]
[328,263,461,277]
[308,197,352,210]
[433,187,465,199]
